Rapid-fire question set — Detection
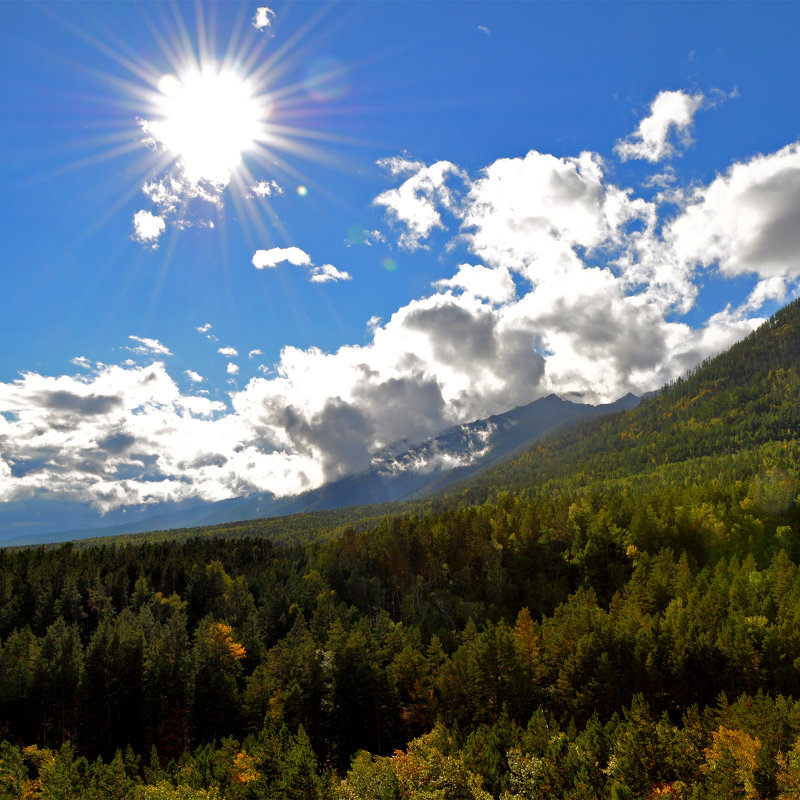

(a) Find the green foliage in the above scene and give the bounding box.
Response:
[3,298,800,796]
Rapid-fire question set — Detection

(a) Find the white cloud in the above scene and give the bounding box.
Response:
[310,264,352,283]
[132,210,165,246]
[460,149,654,274]
[0,362,233,511]
[248,179,283,198]
[0,266,764,514]
[377,155,426,177]
[374,159,468,249]
[142,176,183,213]
[252,247,351,284]
[614,90,705,163]
[218,346,239,357]
[196,322,219,343]
[666,142,800,280]
[374,146,769,402]
[252,246,312,269]
[128,336,172,356]
[253,7,275,31]
[478,25,491,35]
[434,263,516,304]
[249,349,263,359]
[185,370,204,383]
[745,277,788,311]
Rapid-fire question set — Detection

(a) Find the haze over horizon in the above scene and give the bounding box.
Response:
[2,2,800,518]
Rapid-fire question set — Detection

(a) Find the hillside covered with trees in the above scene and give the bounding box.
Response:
[3,299,800,798]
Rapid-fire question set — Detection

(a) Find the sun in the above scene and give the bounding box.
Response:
[143,64,267,186]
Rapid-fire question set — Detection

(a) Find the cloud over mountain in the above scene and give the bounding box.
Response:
[2,88,799,512]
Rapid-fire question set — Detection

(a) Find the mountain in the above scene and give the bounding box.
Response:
[445,297,800,503]
[0,392,640,546]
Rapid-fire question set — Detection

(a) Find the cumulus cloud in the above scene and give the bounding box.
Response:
[249,349,263,359]
[185,370,204,383]
[666,142,800,280]
[226,362,240,375]
[252,7,275,31]
[374,158,468,249]
[745,277,788,311]
[0,283,552,511]
[434,263,516,304]
[310,264,352,283]
[252,247,350,283]
[372,138,775,401]
[614,90,705,163]
[461,149,654,274]
[132,210,165,246]
[218,346,239,357]
[252,247,312,269]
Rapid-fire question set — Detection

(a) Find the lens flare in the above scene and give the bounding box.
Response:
[303,56,349,102]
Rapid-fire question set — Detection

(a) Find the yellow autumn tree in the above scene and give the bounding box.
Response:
[703,726,761,799]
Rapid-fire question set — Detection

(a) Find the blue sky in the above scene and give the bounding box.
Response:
[2,1,800,515]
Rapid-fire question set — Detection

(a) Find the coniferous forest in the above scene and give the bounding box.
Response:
[3,300,800,799]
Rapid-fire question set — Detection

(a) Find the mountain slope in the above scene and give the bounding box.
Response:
[448,298,800,501]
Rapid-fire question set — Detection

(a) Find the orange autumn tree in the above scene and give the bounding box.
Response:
[231,749,259,784]
[209,622,247,663]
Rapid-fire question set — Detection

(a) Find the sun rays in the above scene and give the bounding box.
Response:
[29,2,369,257]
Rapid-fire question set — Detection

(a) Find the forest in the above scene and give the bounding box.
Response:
[2,299,800,799]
